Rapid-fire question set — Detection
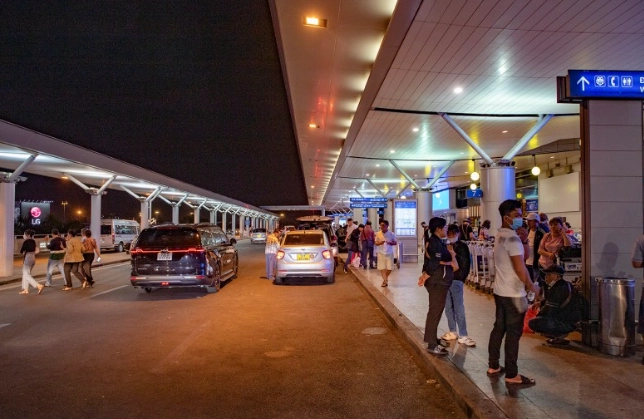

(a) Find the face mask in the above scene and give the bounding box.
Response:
[507,216,523,230]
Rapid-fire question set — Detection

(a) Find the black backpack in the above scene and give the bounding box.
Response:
[560,281,588,324]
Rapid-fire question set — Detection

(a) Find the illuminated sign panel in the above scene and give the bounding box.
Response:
[568,70,644,99]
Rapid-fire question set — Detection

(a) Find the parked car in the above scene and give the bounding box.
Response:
[250,228,267,244]
[295,216,339,262]
[130,223,238,293]
[275,230,335,284]
[100,219,140,252]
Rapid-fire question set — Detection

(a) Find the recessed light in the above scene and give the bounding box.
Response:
[460,152,465,155]
[309,123,318,128]
[366,173,370,176]
[390,149,395,153]
[311,185,315,188]
[376,164,380,167]
[412,127,419,132]
[303,17,327,28]
[550,156,554,159]
[454,87,463,94]
[502,130,508,133]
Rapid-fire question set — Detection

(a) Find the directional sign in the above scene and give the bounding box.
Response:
[349,197,388,209]
[567,70,644,99]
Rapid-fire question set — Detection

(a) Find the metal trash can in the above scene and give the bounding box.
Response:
[596,277,635,356]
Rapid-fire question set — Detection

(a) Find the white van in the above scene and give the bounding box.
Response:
[100,219,140,252]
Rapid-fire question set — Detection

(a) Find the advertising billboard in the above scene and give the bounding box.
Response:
[19,202,50,227]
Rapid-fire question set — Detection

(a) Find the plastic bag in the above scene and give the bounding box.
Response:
[351,255,361,268]
[523,305,539,334]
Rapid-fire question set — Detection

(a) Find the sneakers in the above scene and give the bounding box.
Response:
[441,331,458,341]
[457,336,476,347]
[428,345,449,356]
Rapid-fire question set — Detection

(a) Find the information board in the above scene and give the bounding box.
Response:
[568,70,644,99]
[393,199,417,237]
[349,197,388,209]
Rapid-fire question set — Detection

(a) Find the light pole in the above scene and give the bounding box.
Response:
[77,210,82,222]
[61,201,68,223]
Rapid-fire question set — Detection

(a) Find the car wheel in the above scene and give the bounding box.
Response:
[206,262,222,293]
[327,273,335,284]
[117,242,124,252]
[144,287,153,293]
[275,277,283,284]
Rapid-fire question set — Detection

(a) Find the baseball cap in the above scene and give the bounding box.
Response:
[525,213,538,221]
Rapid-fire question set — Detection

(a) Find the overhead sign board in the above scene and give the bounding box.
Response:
[465,188,483,198]
[349,197,388,209]
[559,70,644,100]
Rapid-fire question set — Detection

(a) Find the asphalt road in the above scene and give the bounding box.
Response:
[0,241,465,419]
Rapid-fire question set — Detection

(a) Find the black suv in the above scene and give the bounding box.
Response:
[130,224,238,293]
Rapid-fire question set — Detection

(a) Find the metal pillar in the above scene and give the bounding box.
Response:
[479,164,515,234]
[367,208,378,228]
[232,214,237,236]
[222,212,227,231]
[415,190,432,249]
[172,206,180,224]
[140,200,149,230]
[383,199,393,229]
[0,182,16,276]
[90,194,101,238]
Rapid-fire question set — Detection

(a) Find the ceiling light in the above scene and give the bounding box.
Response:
[303,17,327,28]
[309,123,318,128]
[531,154,541,176]
[376,164,380,167]
[390,149,395,153]
[454,87,463,94]
[470,159,480,181]
[502,130,508,133]
[470,183,477,190]
[550,156,554,159]
[365,173,369,176]
[412,127,419,132]
[311,185,315,188]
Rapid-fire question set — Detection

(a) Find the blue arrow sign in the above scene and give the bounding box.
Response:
[568,70,644,99]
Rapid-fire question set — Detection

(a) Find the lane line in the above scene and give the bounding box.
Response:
[79,285,130,300]
[0,323,10,329]
[150,321,212,375]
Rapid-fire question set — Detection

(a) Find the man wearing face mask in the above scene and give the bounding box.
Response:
[487,200,540,386]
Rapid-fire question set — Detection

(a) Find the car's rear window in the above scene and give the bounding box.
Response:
[284,233,324,246]
[136,228,201,248]
[252,228,266,233]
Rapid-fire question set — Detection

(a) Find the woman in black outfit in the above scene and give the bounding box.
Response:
[418,217,457,355]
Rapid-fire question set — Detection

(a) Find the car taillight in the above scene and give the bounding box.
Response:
[322,250,332,260]
[130,248,142,255]
[187,247,206,253]
[276,250,285,260]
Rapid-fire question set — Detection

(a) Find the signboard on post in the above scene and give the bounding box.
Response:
[558,70,644,101]
[349,197,388,209]
[393,199,417,237]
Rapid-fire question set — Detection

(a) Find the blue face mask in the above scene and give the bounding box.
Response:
[508,216,523,230]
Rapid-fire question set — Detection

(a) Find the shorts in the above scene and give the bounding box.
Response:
[638,285,644,334]
[377,253,394,271]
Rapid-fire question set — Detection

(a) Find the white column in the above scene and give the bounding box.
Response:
[193,207,200,224]
[415,190,432,248]
[352,208,364,225]
[209,209,216,224]
[232,214,237,235]
[0,182,16,276]
[239,216,244,238]
[321,208,325,216]
[221,212,227,231]
[140,200,149,230]
[367,208,378,228]
[172,206,179,225]
[90,194,101,239]
[479,164,515,234]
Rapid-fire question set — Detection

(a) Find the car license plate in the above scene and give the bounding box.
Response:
[157,252,172,261]
[297,253,313,261]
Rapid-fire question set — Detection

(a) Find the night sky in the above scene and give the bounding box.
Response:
[0,1,307,209]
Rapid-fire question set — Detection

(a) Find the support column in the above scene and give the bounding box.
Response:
[222,212,227,231]
[239,215,244,238]
[209,209,216,224]
[140,200,149,230]
[384,200,393,229]
[90,194,101,239]
[172,206,180,224]
[352,208,364,225]
[193,207,200,224]
[232,214,237,236]
[0,182,16,276]
[581,99,644,347]
[367,208,378,228]
[479,164,515,234]
[415,190,432,249]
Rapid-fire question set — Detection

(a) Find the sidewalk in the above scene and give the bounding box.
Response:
[344,256,644,419]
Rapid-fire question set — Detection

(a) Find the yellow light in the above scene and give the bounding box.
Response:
[309,123,318,128]
[470,172,480,181]
[304,17,327,28]
[517,192,523,199]
[470,183,477,190]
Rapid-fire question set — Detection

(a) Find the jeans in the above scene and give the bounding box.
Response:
[360,243,374,267]
[528,316,576,338]
[22,262,39,291]
[82,253,95,283]
[423,282,450,349]
[45,258,65,285]
[344,250,356,269]
[445,280,468,336]
[488,294,528,379]
[265,253,277,279]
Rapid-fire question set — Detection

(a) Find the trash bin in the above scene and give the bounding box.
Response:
[596,277,635,356]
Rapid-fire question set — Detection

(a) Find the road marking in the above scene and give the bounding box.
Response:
[80,285,129,300]
[0,323,10,329]
[150,321,212,375]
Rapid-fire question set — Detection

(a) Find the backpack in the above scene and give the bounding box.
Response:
[560,281,588,324]
[452,241,470,282]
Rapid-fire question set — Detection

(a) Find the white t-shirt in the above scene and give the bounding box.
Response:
[526,229,536,265]
[375,230,396,255]
[493,228,526,298]
[345,223,357,239]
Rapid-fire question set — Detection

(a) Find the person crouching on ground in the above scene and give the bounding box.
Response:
[528,265,581,345]
[19,229,45,295]
[418,217,457,355]
[442,224,475,347]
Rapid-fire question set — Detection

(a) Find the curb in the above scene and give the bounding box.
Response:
[0,258,131,287]
[343,261,508,419]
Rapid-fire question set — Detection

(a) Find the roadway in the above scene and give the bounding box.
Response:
[0,240,464,419]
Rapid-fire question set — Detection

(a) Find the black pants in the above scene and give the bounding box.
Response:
[423,282,450,349]
[488,294,527,379]
[64,262,85,287]
[82,253,95,283]
[528,316,576,338]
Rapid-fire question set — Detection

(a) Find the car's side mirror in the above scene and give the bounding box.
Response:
[230,238,237,245]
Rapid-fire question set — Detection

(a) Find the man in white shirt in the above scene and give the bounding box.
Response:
[375,220,397,287]
[345,218,356,242]
[487,199,540,386]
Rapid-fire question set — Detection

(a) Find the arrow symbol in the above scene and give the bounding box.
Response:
[577,76,590,91]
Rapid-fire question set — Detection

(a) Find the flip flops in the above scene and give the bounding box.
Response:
[505,374,536,386]
[486,366,505,376]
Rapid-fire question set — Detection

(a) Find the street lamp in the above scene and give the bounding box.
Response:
[77,210,82,221]
[61,201,68,223]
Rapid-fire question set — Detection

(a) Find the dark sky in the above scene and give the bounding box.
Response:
[0,1,307,208]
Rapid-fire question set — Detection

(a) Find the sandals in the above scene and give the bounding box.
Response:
[486,366,505,376]
[381,282,388,287]
[505,374,536,386]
